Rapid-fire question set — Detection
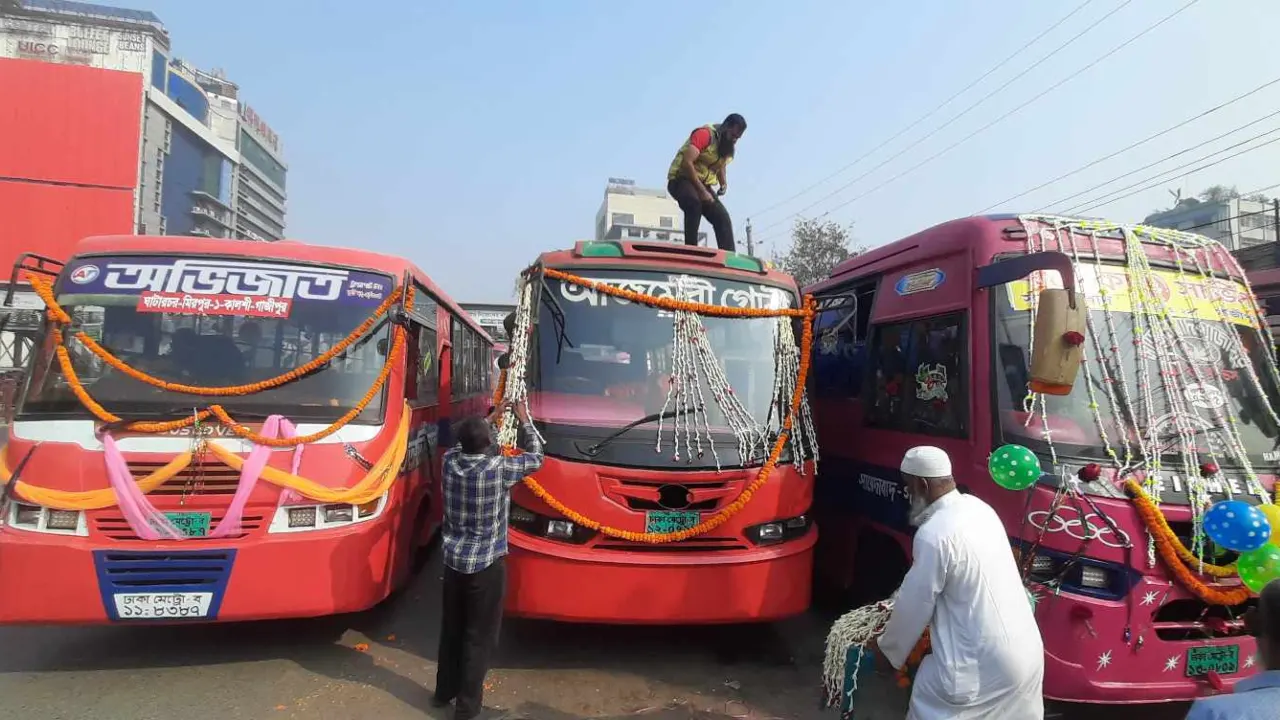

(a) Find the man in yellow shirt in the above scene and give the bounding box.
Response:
[666,114,747,252]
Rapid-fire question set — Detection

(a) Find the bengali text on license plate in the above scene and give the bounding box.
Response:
[113,592,213,620]
[645,511,700,534]
[1185,644,1239,677]
[165,511,211,538]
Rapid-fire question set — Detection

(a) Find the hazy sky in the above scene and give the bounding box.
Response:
[139,0,1280,303]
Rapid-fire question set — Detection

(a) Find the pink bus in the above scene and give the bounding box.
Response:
[808,214,1280,704]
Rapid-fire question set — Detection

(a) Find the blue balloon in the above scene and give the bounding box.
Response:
[1203,500,1273,553]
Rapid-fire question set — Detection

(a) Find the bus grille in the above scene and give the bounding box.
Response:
[1151,597,1255,641]
[128,460,243,497]
[93,549,236,590]
[593,536,748,552]
[94,513,264,541]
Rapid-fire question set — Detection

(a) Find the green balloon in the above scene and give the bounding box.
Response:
[989,444,1042,491]
[1236,542,1280,593]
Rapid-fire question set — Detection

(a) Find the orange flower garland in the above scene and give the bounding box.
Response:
[1125,480,1251,605]
[27,272,413,446]
[28,275,403,397]
[896,631,931,689]
[1125,480,1238,577]
[498,269,818,544]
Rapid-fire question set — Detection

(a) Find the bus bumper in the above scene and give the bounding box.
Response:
[0,519,400,625]
[1040,592,1259,703]
[505,530,816,624]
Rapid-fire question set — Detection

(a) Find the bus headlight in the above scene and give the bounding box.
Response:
[5,502,88,536]
[745,514,811,546]
[269,495,387,533]
[509,502,594,544]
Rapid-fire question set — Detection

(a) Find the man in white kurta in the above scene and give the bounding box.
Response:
[874,446,1045,720]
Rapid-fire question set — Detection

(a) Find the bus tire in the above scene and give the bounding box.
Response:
[409,500,436,576]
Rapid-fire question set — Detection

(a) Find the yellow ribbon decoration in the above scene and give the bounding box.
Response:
[0,402,411,510]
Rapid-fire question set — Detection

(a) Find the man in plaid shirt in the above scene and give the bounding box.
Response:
[433,401,543,720]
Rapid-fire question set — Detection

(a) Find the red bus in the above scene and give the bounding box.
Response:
[497,240,817,624]
[0,235,493,624]
[808,214,1280,704]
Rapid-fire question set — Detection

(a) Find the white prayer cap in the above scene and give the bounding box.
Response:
[901,446,952,479]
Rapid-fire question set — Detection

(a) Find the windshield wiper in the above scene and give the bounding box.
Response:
[574,405,702,458]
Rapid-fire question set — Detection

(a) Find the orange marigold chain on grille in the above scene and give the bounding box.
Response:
[27,274,404,397]
[26,271,414,446]
[500,287,818,544]
[1126,479,1251,604]
[1125,480,1238,577]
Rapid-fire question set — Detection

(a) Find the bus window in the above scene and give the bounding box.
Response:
[417,325,439,405]
[866,312,967,437]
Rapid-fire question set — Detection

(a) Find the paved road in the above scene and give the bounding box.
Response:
[0,550,1194,720]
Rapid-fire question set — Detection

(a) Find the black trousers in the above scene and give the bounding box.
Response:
[434,559,506,720]
[667,177,735,252]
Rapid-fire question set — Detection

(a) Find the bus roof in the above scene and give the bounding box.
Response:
[807,214,1243,295]
[62,234,493,341]
[534,240,798,289]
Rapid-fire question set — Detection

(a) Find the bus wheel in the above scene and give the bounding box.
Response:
[848,531,910,608]
[409,501,437,576]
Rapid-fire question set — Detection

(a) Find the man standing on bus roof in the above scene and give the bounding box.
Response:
[666,114,747,253]
[433,401,544,720]
[868,446,1044,719]
[1185,578,1280,719]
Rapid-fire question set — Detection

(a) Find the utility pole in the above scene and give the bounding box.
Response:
[1273,198,1279,245]
[746,219,755,257]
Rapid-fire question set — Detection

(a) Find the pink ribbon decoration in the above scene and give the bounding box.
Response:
[103,434,183,541]
[102,416,304,540]
[209,416,302,538]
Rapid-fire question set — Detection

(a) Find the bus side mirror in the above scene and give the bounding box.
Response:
[1029,288,1087,396]
[497,352,511,370]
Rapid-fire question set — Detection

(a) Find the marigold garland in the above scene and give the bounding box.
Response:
[27,275,403,397]
[0,402,413,509]
[24,272,413,446]
[896,632,931,689]
[1125,480,1251,604]
[1124,480,1238,577]
[501,274,817,543]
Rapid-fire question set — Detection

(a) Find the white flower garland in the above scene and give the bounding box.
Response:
[1016,215,1280,567]
[498,278,542,449]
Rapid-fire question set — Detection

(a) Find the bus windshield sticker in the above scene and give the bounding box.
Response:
[59,257,393,311]
[1008,264,1257,328]
[557,274,791,312]
[915,363,949,402]
[894,269,945,296]
[136,292,292,318]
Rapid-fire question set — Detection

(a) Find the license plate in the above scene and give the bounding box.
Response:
[165,511,211,538]
[1185,644,1239,677]
[645,510,700,534]
[113,592,213,620]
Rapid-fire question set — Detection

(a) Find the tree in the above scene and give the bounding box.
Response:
[1244,192,1271,203]
[1199,185,1240,203]
[771,218,862,288]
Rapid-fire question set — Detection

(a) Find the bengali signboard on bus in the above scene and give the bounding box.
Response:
[59,256,393,318]
[1007,263,1259,329]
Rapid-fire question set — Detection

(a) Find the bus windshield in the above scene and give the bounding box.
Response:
[531,268,796,466]
[994,261,1280,476]
[20,255,395,424]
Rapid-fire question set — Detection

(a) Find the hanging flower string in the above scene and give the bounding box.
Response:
[1016,215,1278,601]
[494,268,818,544]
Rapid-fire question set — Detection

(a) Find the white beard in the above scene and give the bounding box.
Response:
[908,495,934,527]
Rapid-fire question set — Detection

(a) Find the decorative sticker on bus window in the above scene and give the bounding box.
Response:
[894,269,945,296]
[914,363,949,402]
[1007,264,1258,328]
[60,257,393,312]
